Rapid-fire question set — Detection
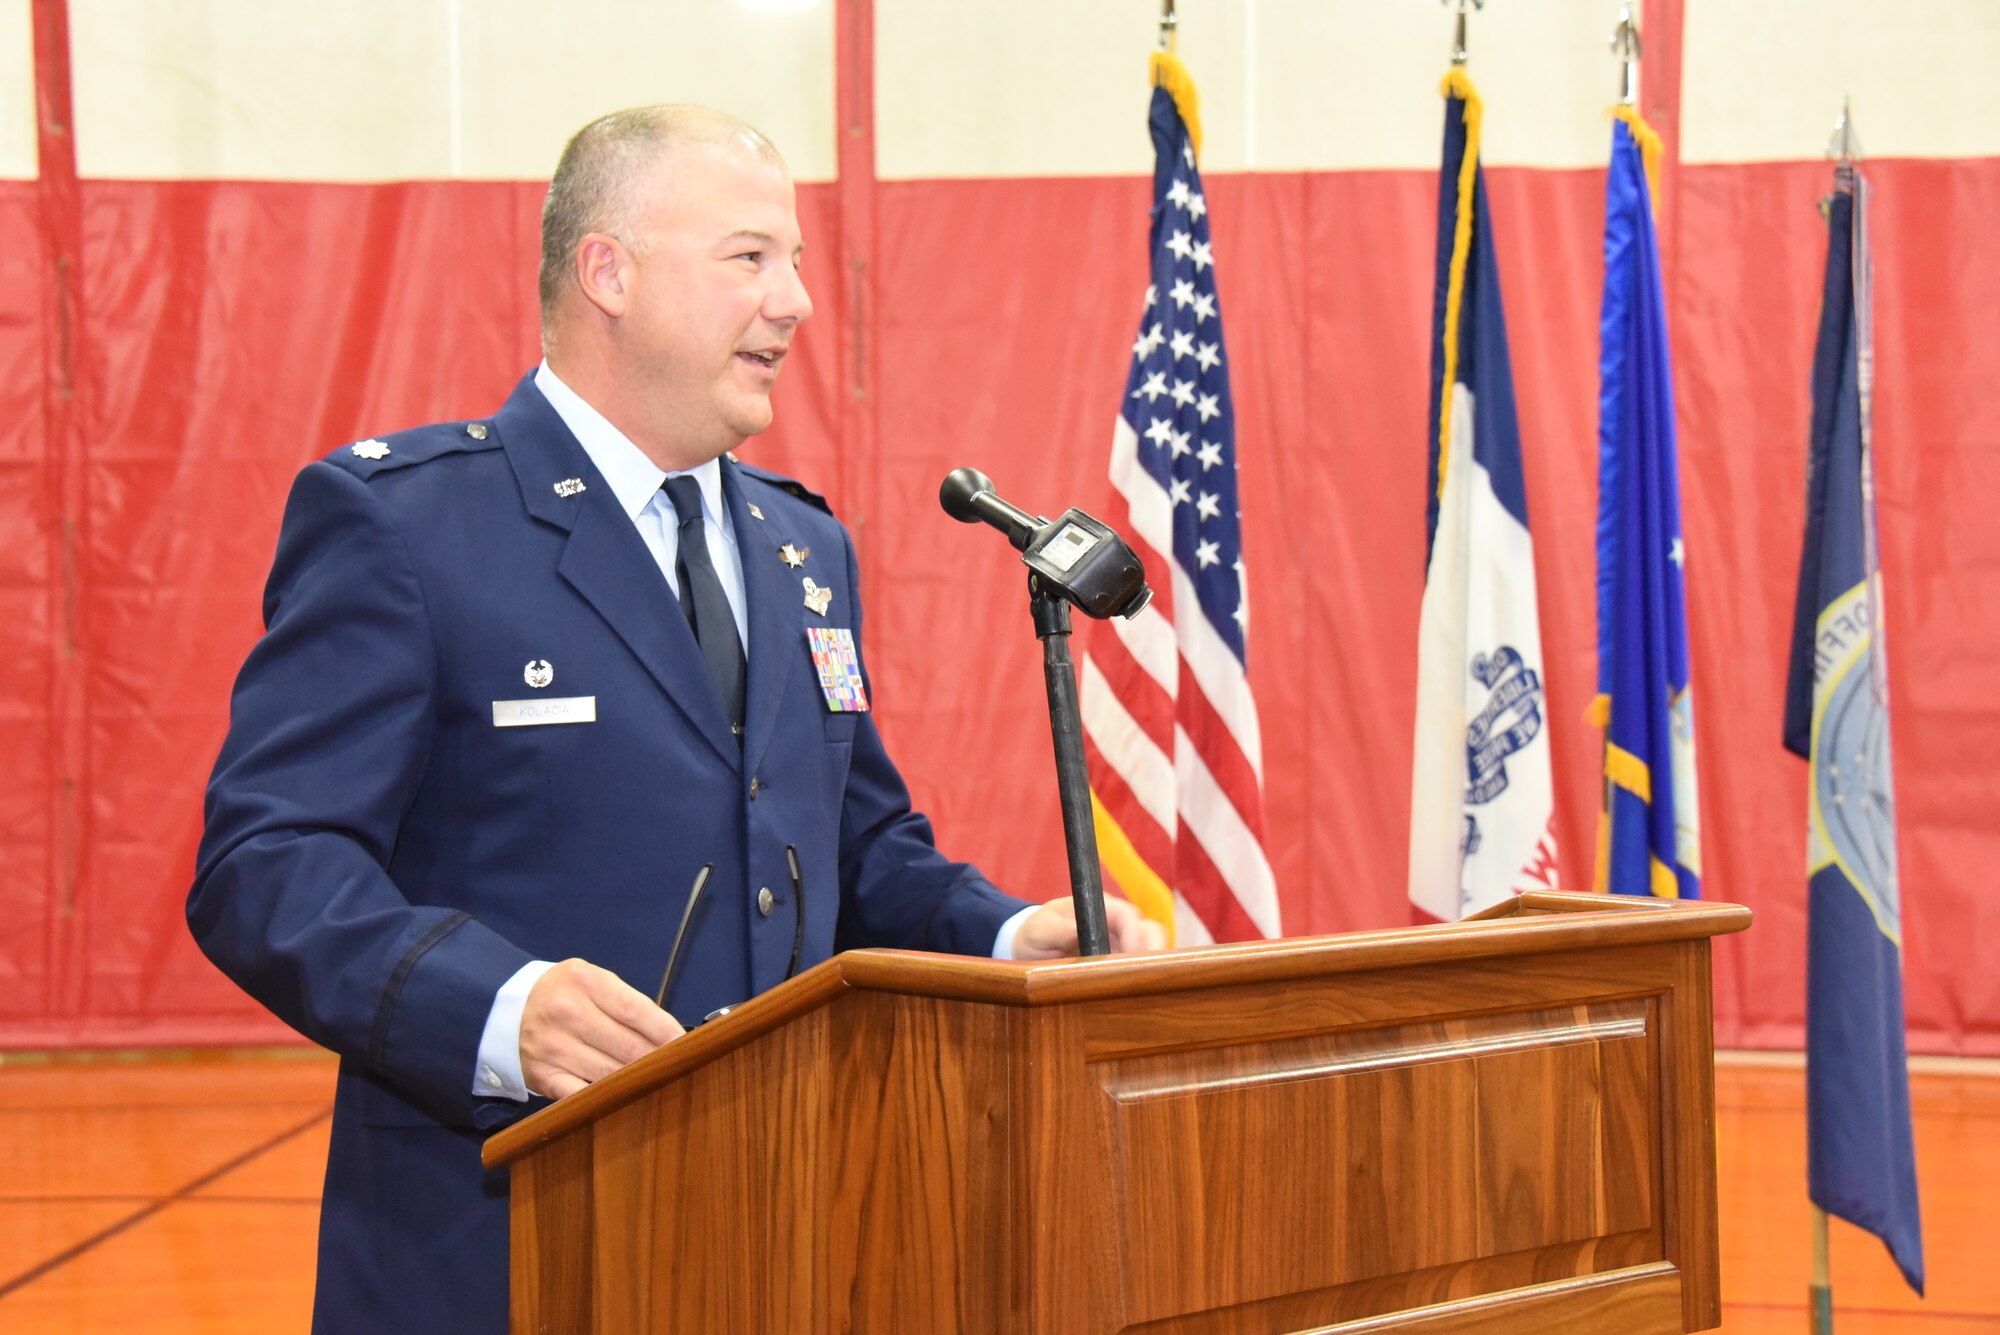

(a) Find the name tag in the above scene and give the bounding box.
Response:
[492,696,597,727]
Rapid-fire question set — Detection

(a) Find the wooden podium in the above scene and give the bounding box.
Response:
[483,890,1750,1333]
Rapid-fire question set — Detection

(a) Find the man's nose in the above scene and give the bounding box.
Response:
[769,266,813,325]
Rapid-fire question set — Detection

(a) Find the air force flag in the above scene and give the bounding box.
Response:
[1593,111,1701,901]
[1783,166,1924,1297]
[1408,69,1561,922]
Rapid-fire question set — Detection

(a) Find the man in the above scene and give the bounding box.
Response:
[189,106,1162,1332]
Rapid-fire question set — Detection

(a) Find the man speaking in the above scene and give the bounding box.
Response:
[189,105,1162,1332]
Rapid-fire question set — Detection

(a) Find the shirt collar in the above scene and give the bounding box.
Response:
[534,361,725,526]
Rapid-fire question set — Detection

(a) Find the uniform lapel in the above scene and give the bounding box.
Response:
[723,459,796,776]
[493,377,742,770]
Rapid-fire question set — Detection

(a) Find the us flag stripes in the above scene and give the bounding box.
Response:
[1079,53,1277,946]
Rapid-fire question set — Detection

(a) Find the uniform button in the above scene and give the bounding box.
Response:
[757,886,775,916]
[481,1067,502,1090]
[749,776,762,798]
[465,422,488,440]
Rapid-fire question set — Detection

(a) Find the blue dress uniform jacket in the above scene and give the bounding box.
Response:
[188,375,1029,1333]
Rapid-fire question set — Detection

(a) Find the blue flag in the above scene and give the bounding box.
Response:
[1593,114,1700,900]
[1409,68,1561,921]
[1782,167,1924,1296]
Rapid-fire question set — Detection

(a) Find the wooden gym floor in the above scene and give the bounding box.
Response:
[0,1050,1993,1332]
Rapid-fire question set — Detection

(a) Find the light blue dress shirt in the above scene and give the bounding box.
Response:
[471,365,1033,1101]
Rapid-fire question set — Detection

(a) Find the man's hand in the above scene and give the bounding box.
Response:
[1012,894,1170,960]
[520,958,685,1099]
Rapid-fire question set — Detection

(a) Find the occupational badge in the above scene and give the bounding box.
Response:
[523,659,554,689]
[350,439,391,460]
[747,504,765,521]
[779,542,810,568]
[806,627,869,712]
[802,577,833,616]
[553,478,586,498]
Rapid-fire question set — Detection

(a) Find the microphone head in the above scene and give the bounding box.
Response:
[939,467,994,523]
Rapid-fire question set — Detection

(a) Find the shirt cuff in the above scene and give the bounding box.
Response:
[473,959,557,1100]
[989,905,1041,961]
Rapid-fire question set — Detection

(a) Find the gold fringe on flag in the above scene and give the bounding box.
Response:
[1150,49,1203,161]
[1611,105,1664,208]
[1434,66,1485,503]
[1092,794,1178,945]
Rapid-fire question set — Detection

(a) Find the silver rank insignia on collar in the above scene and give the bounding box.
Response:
[553,478,586,498]
[779,542,810,568]
[523,659,554,688]
[351,439,390,460]
[747,503,765,521]
[802,577,833,616]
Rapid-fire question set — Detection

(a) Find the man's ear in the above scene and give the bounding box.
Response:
[574,233,629,319]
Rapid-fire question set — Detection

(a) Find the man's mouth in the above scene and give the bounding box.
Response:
[736,348,784,370]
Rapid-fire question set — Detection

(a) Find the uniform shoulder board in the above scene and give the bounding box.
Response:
[325,420,500,478]
[734,460,833,515]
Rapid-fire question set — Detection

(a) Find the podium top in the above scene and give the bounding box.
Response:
[483,890,1748,1168]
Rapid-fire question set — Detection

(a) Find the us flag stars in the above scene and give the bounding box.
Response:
[1115,118,1249,660]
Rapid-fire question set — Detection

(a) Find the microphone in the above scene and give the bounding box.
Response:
[783,844,807,981]
[653,863,712,1010]
[940,467,1041,550]
[940,468,1153,621]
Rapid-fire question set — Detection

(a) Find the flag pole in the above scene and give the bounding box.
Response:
[1806,108,1862,1335]
[1441,0,1484,67]
[1828,96,1862,167]
[1811,1205,1834,1332]
[1610,4,1642,106]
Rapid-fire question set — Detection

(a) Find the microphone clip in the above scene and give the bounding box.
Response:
[939,468,1152,621]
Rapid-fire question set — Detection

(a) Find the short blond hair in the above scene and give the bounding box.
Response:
[537,105,782,326]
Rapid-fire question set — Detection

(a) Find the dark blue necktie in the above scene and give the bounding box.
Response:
[663,476,745,738]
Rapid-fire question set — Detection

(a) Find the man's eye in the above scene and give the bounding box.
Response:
[734,251,762,264]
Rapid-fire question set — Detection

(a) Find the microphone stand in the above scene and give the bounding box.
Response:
[1029,573,1113,957]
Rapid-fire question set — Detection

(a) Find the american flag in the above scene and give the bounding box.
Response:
[1079,54,1278,946]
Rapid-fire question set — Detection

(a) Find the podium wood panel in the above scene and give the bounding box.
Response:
[488,892,1748,1333]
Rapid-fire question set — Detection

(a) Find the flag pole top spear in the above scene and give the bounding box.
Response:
[1158,0,1177,54]
[1443,0,1485,67]
[1610,3,1642,106]
[1829,97,1864,165]
[1827,98,1863,197]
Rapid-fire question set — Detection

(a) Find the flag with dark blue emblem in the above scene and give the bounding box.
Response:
[1080,51,1276,947]
[1783,165,1924,1296]
[1408,67,1561,921]
[1593,111,1701,900]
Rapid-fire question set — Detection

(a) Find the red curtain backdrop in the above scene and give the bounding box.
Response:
[4,155,1997,1054]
